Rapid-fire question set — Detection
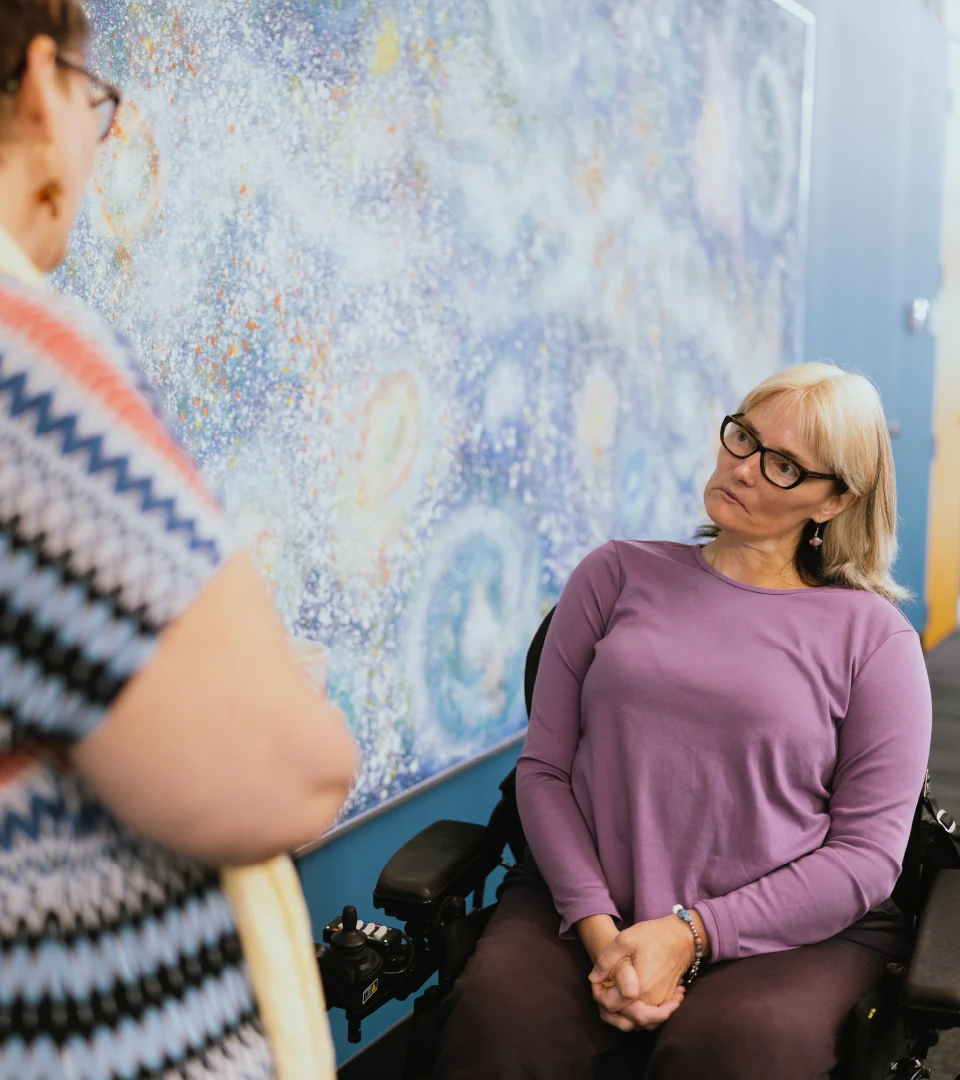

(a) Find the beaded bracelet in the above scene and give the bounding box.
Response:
[672,905,704,985]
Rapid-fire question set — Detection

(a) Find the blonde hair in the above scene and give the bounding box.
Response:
[711,362,909,604]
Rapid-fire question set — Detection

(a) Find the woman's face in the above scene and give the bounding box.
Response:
[16,36,101,268]
[703,398,849,546]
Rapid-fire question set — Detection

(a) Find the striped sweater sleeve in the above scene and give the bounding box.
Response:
[0,278,234,745]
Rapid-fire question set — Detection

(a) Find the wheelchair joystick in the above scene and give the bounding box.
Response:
[330,907,370,962]
[329,905,383,986]
[318,906,389,1042]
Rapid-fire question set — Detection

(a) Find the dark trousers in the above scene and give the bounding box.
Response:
[434,873,910,1080]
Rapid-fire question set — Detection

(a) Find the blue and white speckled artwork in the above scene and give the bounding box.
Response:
[62,0,814,828]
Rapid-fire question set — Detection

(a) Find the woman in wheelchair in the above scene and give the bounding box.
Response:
[434,363,932,1080]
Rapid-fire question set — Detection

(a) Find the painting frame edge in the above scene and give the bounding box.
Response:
[298,0,820,855]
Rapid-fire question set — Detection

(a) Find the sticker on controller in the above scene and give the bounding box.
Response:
[362,979,379,1006]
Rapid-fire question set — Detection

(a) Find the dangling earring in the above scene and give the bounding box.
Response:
[809,521,823,549]
[36,145,63,220]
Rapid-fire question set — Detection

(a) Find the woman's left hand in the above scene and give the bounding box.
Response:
[588,914,697,1013]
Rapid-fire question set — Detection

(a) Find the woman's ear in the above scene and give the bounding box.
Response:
[822,489,858,523]
[15,36,61,144]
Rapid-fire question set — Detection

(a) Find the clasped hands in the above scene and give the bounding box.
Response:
[578,912,704,1033]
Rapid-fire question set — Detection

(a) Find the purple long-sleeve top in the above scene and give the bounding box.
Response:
[516,541,932,962]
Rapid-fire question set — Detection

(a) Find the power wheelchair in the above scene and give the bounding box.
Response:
[317,608,960,1080]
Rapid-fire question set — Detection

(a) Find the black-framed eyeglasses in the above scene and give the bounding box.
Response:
[1,55,121,142]
[720,415,844,491]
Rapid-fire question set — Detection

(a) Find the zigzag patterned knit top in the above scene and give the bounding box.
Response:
[0,271,276,1078]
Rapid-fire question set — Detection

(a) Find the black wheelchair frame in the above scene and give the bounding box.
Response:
[318,609,960,1080]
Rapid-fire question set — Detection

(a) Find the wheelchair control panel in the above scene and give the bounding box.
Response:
[317,904,430,1043]
[315,810,510,1045]
[317,886,494,1044]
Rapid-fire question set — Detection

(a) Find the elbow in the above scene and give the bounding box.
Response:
[875,860,903,910]
[516,753,571,795]
[515,752,544,791]
[514,757,535,813]
[320,718,360,794]
[172,712,360,866]
[514,756,567,829]
[308,737,358,832]
[185,771,356,866]
[827,835,904,915]
[284,718,359,848]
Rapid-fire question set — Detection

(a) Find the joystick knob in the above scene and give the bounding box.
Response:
[330,906,368,960]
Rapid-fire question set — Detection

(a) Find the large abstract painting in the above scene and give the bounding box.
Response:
[62,0,815,831]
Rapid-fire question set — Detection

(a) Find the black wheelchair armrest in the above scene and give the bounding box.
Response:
[373,819,502,926]
[902,869,960,1029]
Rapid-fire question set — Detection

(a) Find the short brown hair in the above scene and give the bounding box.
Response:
[1,0,90,87]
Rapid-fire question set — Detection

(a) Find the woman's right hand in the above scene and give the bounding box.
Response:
[578,913,686,1032]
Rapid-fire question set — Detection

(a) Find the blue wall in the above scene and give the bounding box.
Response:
[298,0,949,1065]
[801,0,946,629]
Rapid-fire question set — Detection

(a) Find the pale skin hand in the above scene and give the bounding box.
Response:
[578,911,711,1032]
[577,914,684,1032]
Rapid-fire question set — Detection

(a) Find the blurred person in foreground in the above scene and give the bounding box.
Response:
[436,363,932,1080]
[0,2,357,1076]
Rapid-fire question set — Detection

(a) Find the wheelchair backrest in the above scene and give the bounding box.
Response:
[524,606,556,718]
[486,607,557,864]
